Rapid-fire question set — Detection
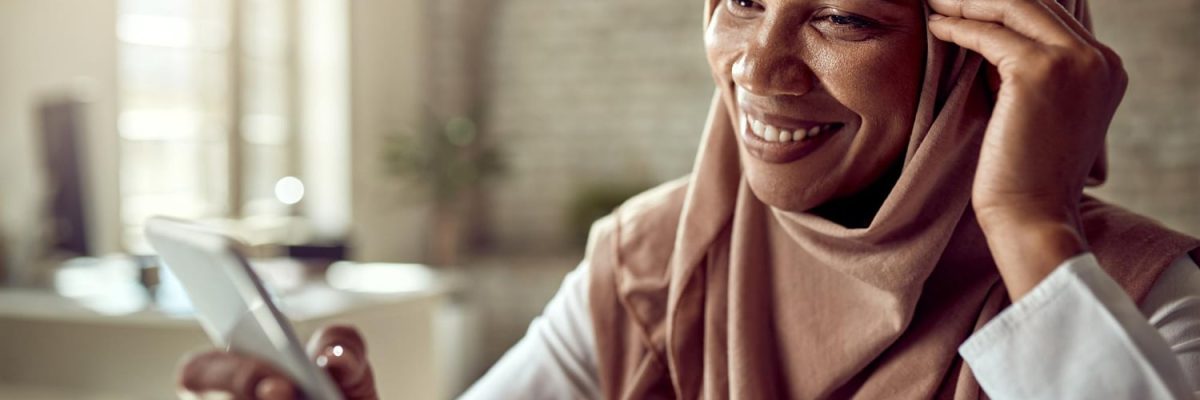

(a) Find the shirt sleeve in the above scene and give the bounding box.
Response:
[960,252,1200,400]
[458,261,601,400]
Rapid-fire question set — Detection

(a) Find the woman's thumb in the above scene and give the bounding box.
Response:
[316,343,367,386]
[307,325,378,399]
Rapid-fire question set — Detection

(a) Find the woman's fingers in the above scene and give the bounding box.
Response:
[178,350,297,400]
[926,0,1083,46]
[256,376,298,400]
[927,15,1040,70]
[1035,0,1092,40]
[306,324,367,357]
[1034,0,1122,67]
[307,325,378,399]
[177,325,378,400]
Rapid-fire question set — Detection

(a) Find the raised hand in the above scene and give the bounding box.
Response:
[927,0,1128,300]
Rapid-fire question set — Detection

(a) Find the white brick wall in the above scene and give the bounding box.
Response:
[480,0,714,251]
[1089,0,1200,235]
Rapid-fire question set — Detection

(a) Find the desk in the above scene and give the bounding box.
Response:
[0,276,458,399]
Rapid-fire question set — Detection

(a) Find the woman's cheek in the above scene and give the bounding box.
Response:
[705,32,743,84]
[862,47,923,133]
[813,40,919,121]
[795,44,866,127]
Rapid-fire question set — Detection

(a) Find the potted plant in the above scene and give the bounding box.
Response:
[383,112,504,266]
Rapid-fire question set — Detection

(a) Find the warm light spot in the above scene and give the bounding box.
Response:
[275,176,305,205]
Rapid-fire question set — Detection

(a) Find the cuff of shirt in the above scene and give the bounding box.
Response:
[958,253,1095,361]
[958,252,1192,400]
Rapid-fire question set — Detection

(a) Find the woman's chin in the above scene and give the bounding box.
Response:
[743,166,837,213]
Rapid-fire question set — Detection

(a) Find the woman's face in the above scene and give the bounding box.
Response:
[706,0,928,212]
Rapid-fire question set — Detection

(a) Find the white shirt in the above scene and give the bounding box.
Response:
[461,253,1200,399]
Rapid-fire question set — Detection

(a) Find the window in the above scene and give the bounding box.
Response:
[118,0,339,252]
[239,0,295,220]
[118,0,233,251]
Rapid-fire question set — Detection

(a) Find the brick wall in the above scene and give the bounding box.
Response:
[479,0,714,252]
[1089,0,1200,236]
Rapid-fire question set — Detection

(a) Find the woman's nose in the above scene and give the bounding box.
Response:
[732,20,815,97]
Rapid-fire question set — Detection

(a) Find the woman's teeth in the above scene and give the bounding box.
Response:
[745,114,840,143]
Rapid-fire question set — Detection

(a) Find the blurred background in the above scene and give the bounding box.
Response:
[0,0,1195,398]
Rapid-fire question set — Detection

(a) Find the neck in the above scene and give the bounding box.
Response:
[811,158,904,229]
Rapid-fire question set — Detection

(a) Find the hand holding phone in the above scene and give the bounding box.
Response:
[178,325,378,400]
[146,217,377,399]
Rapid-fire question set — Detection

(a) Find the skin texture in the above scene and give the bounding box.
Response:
[177,0,1129,395]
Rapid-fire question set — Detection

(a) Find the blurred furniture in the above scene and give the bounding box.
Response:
[0,261,461,399]
[0,227,7,284]
[37,97,91,256]
[0,383,129,400]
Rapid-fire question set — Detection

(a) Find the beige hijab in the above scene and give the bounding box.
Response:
[587,0,1200,399]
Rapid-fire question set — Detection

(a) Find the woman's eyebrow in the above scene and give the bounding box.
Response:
[852,0,914,12]
[795,0,912,10]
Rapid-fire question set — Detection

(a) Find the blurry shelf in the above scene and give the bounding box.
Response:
[0,383,127,400]
[0,281,450,329]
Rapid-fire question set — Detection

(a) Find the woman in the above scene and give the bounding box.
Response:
[179,0,1200,398]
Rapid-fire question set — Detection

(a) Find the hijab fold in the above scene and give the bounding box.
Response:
[588,0,1200,398]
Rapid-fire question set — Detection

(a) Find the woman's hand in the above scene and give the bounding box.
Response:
[178,325,378,400]
[926,0,1128,300]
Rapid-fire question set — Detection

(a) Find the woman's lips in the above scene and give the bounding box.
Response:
[739,111,845,164]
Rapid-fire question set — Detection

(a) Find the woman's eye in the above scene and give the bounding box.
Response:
[825,14,876,29]
[727,0,764,17]
[814,12,882,41]
[732,0,757,9]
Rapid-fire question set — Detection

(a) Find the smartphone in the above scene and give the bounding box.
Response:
[145,216,344,400]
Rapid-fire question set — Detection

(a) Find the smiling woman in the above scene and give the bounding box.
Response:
[176,0,1200,399]
[708,0,927,214]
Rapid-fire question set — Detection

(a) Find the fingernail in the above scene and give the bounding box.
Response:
[320,345,364,382]
[256,376,296,400]
[316,344,350,368]
[929,14,946,21]
[339,345,362,365]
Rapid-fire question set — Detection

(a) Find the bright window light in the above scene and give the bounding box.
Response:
[118,14,194,48]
